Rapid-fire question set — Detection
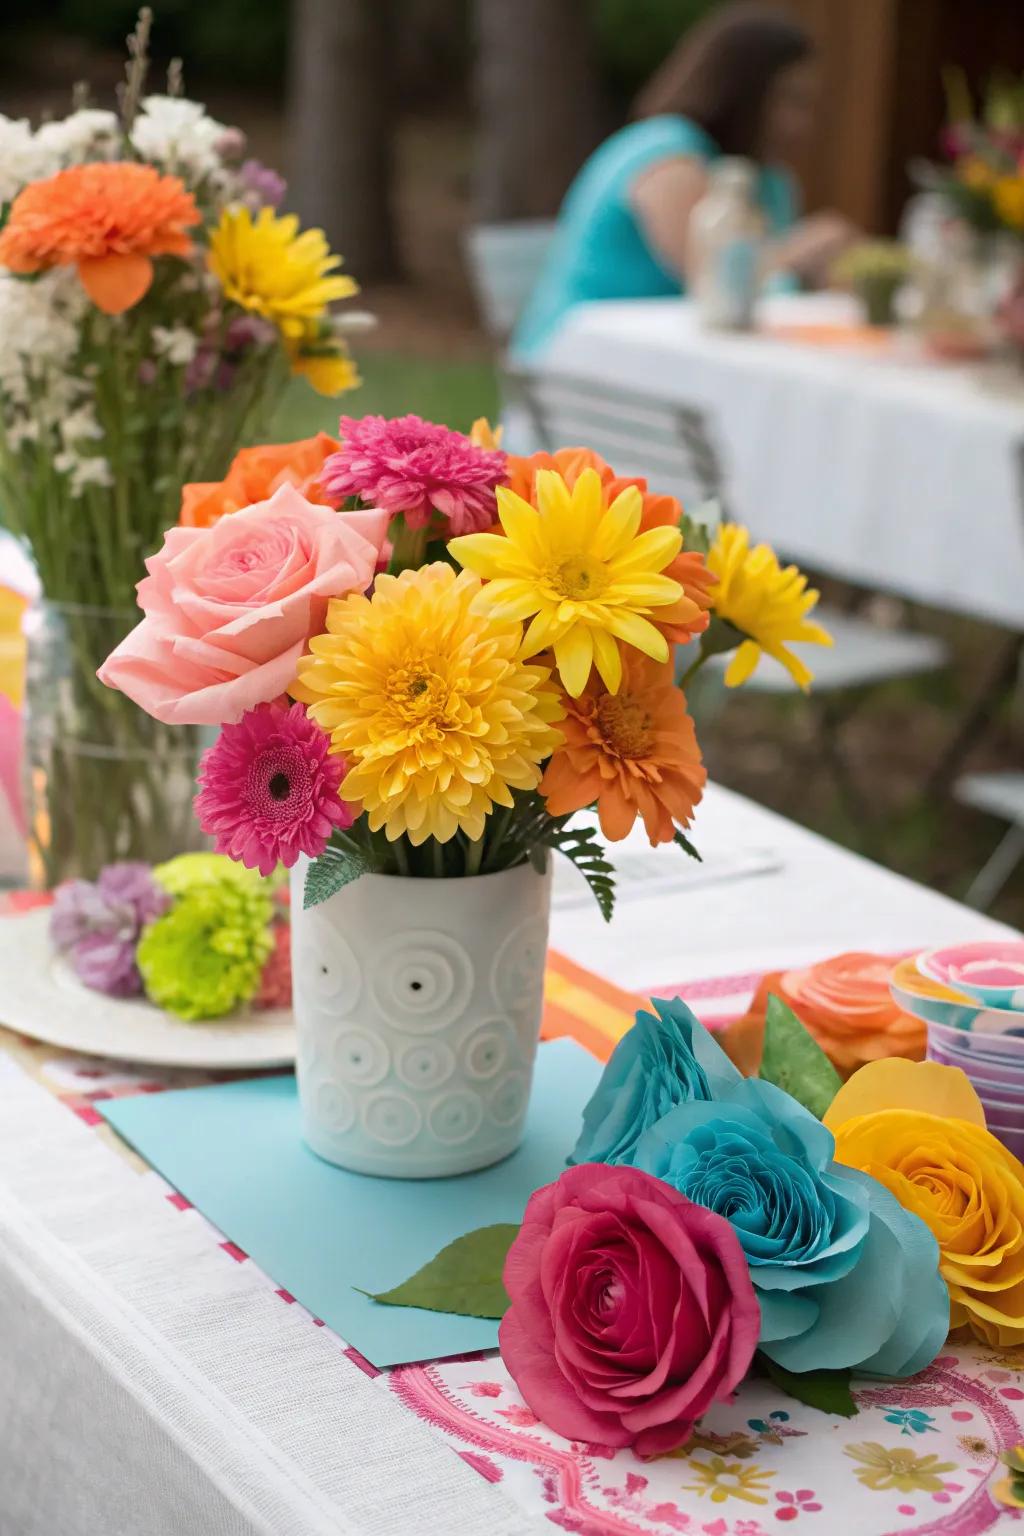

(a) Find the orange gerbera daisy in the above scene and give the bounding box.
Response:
[0,162,199,314]
[540,651,706,844]
[505,447,713,646]
[180,434,341,527]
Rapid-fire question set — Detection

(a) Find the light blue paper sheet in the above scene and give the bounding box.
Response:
[100,1037,601,1367]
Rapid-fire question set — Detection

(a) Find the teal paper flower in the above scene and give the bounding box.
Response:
[571,997,739,1166]
[634,1076,949,1378]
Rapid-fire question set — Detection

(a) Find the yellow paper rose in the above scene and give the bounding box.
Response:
[825,1059,1024,1346]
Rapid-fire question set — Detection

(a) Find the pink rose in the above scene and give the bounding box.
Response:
[99,484,388,726]
[499,1164,759,1456]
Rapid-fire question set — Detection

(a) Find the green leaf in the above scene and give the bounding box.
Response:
[698,614,748,661]
[758,994,843,1120]
[542,818,616,922]
[359,1224,518,1319]
[303,845,372,910]
[673,828,702,862]
[759,1356,858,1417]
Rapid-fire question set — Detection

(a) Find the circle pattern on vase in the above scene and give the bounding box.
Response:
[361,1090,422,1147]
[295,916,362,1010]
[311,1077,356,1136]
[395,1037,456,1092]
[489,1070,529,1127]
[331,1027,390,1088]
[490,918,549,1041]
[462,1019,516,1081]
[370,931,474,1033]
[428,1088,485,1146]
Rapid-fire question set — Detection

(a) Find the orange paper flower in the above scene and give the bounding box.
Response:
[180,434,341,528]
[540,652,706,844]
[0,162,199,314]
[505,447,713,646]
[723,952,925,1078]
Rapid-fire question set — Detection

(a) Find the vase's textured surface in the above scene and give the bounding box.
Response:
[291,860,553,1176]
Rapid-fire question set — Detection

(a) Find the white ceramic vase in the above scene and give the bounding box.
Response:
[290,858,553,1177]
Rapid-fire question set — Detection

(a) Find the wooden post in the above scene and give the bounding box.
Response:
[287,0,399,281]
[473,0,604,222]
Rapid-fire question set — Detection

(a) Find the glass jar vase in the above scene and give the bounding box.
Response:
[22,601,203,887]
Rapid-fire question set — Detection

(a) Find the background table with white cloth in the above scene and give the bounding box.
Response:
[521,296,1024,630]
[0,784,1021,1536]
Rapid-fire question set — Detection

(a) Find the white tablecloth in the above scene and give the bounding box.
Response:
[0,784,1018,1536]
[525,296,1024,630]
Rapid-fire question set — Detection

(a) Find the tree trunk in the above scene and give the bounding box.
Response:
[287,0,399,281]
[473,0,604,222]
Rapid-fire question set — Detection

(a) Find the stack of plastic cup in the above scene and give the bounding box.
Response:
[925,1021,1024,1159]
[890,941,1024,1161]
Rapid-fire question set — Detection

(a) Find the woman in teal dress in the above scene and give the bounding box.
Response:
[513,4,855,358]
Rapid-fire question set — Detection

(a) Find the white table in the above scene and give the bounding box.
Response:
[0,784,1017,1536]
[524,296,1024,631]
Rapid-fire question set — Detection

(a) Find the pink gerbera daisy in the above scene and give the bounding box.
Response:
[195,702,352,877]
[321,413,507,535]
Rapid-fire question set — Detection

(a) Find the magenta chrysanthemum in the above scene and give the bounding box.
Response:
[195,701,352,877]
[321,414,507,535]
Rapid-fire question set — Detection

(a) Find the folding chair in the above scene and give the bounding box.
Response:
[463,221,557,342]
[956,771,1024,910]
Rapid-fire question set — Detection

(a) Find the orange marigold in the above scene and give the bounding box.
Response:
[0,162,200,314]
[540,651,706,845]
[505,446,713,646]
[180,434,341,528]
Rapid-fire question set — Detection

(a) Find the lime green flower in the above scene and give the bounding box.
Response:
[139,856,273,1021]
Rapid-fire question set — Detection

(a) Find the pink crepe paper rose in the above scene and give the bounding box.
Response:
[499,1163,759,1457]
[99,484,388,726]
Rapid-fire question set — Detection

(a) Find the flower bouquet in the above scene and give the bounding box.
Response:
[0,9,365,885]
[356,997,1024,1453]
[100,412,831,1175]
[926,69,1024,244]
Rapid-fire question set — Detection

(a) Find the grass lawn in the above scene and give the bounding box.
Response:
[273,351,500,439]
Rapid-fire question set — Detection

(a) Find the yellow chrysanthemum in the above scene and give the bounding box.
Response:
[994,175,1024,232]
[449,467,683,699]
[706,523,832,691]
[285,335,360,397]
[208,205,357,340]
[469,417,503,449]
[291,563,564,845]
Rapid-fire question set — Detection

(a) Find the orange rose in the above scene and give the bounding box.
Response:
[722,952,925,1078]
[180,433,340,528]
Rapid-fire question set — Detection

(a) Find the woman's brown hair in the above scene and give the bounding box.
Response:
[633,3,812,158]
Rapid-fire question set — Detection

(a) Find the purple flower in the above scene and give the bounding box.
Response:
[50,862,170,997]
[240,158,286,210]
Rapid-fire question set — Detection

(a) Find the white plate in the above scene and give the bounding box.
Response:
[0,909,295,1069]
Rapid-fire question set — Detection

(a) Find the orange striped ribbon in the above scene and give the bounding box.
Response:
[541,950,647,1063]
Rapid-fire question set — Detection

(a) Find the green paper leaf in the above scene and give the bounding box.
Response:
[303,845,371,910]
[359,1223,519,1319]
[759,1356,858,1417]
[758,994,843,1121]
[673,828,702,862]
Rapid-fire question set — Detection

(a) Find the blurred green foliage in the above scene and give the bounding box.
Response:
[3,0,721,97]
[593,0,720,100]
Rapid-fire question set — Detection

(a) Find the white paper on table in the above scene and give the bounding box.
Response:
[552,839,782,910]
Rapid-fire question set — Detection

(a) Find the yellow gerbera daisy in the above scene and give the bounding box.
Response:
[291,564,564,846]
[706,523,832,691]
[449,467,683,699]
[208,205,357,340]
